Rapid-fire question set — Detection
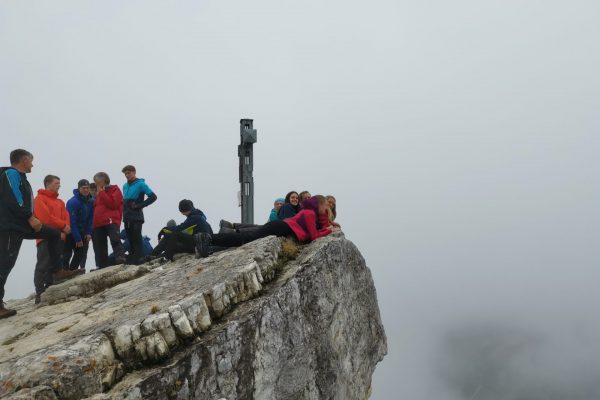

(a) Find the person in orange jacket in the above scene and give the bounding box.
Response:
[33,175,79,302]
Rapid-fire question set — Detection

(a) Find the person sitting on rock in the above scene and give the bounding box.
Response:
[108,230,153,266]
[151,199,213,262]
[268,198,285,222]
[277,190,300,219]
[194,195,338,258]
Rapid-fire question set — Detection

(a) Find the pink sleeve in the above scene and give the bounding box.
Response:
[306,211,332,241]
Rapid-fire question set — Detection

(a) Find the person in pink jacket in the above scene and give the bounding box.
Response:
[194,195,337,258]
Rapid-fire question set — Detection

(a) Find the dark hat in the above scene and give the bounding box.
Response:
[78,179,90,188]
[179,199,194,213]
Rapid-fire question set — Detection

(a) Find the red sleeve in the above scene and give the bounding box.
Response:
[305,211,332,241]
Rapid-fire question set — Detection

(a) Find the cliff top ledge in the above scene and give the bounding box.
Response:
[0,233,387,400]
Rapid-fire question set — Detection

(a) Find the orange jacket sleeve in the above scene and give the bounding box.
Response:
[34,197,69,230]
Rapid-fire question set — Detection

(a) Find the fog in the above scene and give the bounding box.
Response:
[1,1,599,399]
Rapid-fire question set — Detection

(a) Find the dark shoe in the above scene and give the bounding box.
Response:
[115,257,126,265]
[0,302,17,319]
[194,233,211,258]
[52,268,80,283]
[143,255,158,263]
[219,219,234,229]
[218,226,236,234]
[35,294,42,304]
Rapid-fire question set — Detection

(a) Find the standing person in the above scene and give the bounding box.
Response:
[33,175,80,303]
[0,149,69,317]
[92,172,126,268]
[121,165,157,265]
[195,195,336,258]
[63,179,94,272]
[278,191,300,219]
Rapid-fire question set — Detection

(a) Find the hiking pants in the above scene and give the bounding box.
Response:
[0,226,61,301]
[163,232,195,261]
[211,220,293,248]
[35,239,64,295]
[124,221,143,265]
[63,234,89,270]
[93,224,125,268]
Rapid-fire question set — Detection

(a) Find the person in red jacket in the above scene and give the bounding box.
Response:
[92,172,126,268]
[194,195,338,258]
[33,175,80,301]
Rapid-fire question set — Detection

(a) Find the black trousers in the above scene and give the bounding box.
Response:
[211,220,293,247]
[163,232,195,260]
[124,221,143,265]
[62,234,89,270]
[0,225,61,301]
[93,224,125,268]
[35,239,64,294]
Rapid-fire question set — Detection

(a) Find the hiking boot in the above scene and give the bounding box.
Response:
[219,219,234,229]
[142,255,158,263]
[218,226,236,234]
[52,268,80,283]
[35,294,42,304]
[0,301,17,319]
[194,233,211,258]
[115,257,126,265]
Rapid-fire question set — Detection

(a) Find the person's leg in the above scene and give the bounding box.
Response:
[151,237,168,257]
[125,222,143,264]
[62,235,75,270]
[93,227,109,268]
[254,220,294,238]
[70,240,86,270]
[164,232,195,260]
[34,226,62,274]
[79,242,88,269]
[34,242,50,295]
[107,224,126,265]
[0,232,24,303]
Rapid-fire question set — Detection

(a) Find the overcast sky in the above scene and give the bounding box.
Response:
[1,1,599,399]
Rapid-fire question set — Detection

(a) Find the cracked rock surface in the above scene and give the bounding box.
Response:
[0,233,386,399]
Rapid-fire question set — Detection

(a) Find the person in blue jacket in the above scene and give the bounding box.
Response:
[108,230,153,266]
[122,165,157,265]
[151,199,212,262]
[63,179,94,271]
[268,198,285,221]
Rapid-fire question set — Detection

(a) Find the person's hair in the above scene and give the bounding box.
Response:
[301,195,326,213]
[284,191,299,204]
[93,172,110,185]
[43,174,60,188]
[179,199,194,213]
[10,149,33,165]
[121,165,136,173]
[326,195,337,220]
[89,182,97,189]
[299,191,311,201]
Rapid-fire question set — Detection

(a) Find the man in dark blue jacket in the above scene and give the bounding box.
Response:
[0,149,72,318]
[151,199,212,261]
[122,165,157,265]
[63,179,94,271]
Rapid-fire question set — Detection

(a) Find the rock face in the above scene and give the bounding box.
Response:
[0,233,387,399]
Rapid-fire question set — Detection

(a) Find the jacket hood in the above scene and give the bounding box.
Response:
[128,178,145,185]
[104,185,120,194]
[72,188,92,200]
[37,189,59,199]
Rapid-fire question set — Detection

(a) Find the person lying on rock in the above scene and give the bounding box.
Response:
[148,199,213,262]
[194,195,339,258]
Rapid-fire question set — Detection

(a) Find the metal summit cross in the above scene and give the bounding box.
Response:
[238,119,257,224]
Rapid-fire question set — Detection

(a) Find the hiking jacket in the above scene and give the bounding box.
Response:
[66,189,94,242]
[163,209,213,236]
[0,167,34,233]
[269,208,281,222]
[283,209,332,242]
[93,185,123,229]
[122,178,157,223]
[278,203,299,220]
[33,189,70,244]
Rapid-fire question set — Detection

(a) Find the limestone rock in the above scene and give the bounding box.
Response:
[0,234,386,399]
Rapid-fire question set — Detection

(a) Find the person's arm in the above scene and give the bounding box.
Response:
[133,183,157,209]
[67,199,83,242]
[35,197,67,229]
[171,214,199,233]
[86,204,94,237]
[2,170,33,221]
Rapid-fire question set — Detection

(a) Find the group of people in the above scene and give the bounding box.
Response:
[0,149,340,319]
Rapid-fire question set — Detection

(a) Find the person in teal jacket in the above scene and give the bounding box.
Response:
[268,198,285,221]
